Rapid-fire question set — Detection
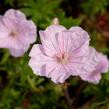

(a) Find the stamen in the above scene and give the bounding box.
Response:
[56,52,69,64]
[9,31,18,37]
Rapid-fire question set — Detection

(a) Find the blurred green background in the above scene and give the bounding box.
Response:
[0,0,109,109]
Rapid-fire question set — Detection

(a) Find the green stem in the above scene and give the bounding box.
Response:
[63,82,73,109]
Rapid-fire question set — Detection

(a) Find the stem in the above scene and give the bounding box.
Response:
[72,82,87,108]
[63,82,73,109]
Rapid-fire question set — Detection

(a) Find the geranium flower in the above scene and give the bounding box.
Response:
[80,53,109,84]
[0,9,37,57]
[29,25,99,83]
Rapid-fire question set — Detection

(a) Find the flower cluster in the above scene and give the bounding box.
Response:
[0,9,36,57]
[29,25,109,84]
[0,9,108,84]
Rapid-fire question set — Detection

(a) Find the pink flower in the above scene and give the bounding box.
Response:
[80,53,109,84]
[29,25,99,83]
[0,9,37,57]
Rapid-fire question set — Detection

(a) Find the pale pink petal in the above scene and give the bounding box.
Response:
[29,44,54,76]
[0,37,16,48]
[29,44,54,61]
[39,25,66,41]
[97,53,109,73]
[70,47,99,77]
[3,17,36,44]
[56,30,89,54]
[44,62,59,77]
[79,50,109,84]
[56,31,73,52]
[79,47,99,73]
[4,9,26,20]
[44,63,71,83]
[29,44,45,58]
[39,25,66,57]
[39,31,60,57]
[0,17,10,38]
[69,27,90,53]
[29,58,46,76]
[69,26,89,39]
[9,47,29,57]
[2,9,26,30]
[47,65,69,83]
[2,15,18,30]
[80,72,101,84]
[0,35,29,50]
[18,20,36,43]
[39,25,65,45]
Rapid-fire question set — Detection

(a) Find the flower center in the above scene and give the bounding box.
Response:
[56,52,69,64]
[9,30,18,37]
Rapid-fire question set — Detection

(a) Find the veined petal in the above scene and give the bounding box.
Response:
[29,44,45,58]
[48,65,69,83]
[29,58,45,76]
[56,30,89,54]
[56,31,73,52]
[79,47,99,73]
[29,56,54,76]
[29,44,55,76]
[18,20,36,43]
[39,25,66,41]
[97,53,109,73]
[45,62,59,77]
[0,17,10,38]
[69,26,89,40]
[4,9,26,20]
[39,31,61,57]
[80,72,101,84]
[39,25,66,57]
[0,37,16,48]
[9,47,28,57]
[79,53,109,84]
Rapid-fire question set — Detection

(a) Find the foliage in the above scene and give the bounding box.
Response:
[80,0,109,17]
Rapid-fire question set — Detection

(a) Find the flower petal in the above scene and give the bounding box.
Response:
[56,29,90,54]
[69,26,89,40]
[39,32,60,57]
[79,47,99,73]
[97,53,109,73]
[18,20,36,44]
[29,44,45,58]
[29,44,54,76]
[0,16,10,38]
[80,72,101,84]
[9,47,29,57]
[39,25,66,41]
[4,9,26,20]
[82,53,109,84]
[46,64,69,83]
